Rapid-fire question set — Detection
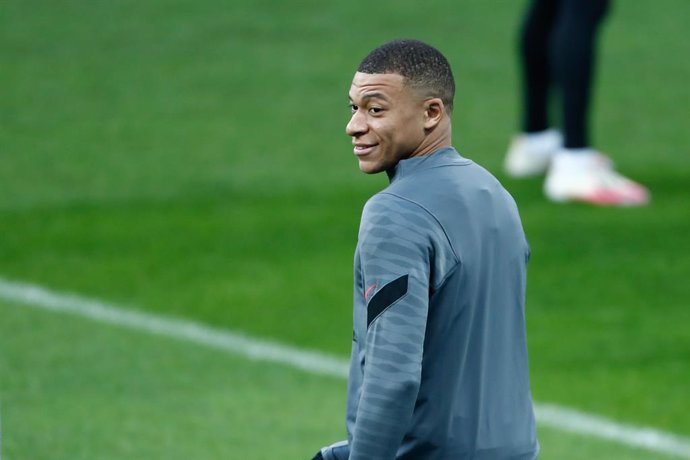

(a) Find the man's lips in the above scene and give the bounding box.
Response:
[353,143,378,156]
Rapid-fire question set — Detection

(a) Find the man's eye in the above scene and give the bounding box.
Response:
[349,104,358,113]
[369,107,383,114]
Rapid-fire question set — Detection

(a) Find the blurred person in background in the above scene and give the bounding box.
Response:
[504,0,650,206]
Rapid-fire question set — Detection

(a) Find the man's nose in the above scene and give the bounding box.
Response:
[346,110,367,137]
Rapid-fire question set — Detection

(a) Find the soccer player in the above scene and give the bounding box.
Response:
[313,39,539,460]
[504,0,649,206]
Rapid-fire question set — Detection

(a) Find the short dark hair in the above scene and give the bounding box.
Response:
[357,39,455,113]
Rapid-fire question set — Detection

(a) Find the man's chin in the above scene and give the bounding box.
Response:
[358,160,385,175]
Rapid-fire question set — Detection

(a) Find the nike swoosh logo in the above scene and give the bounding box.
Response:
[364,283,377,302]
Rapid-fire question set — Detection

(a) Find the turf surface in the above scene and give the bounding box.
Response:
[1,0,689,457]
[1,299,683,459]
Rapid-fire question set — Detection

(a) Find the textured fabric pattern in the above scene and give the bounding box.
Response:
[342,148,539,459]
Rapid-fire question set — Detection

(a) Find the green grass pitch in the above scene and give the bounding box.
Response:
[1,0,689,458]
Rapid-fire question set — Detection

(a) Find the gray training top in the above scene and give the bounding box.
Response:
[332,147,538,460]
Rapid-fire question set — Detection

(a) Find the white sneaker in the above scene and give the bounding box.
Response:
[504,129,562,178]
[544,150,650,206]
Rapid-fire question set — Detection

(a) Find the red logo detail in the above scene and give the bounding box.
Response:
[364,283,377,301]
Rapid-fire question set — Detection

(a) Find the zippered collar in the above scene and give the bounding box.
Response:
[386,147,470,183]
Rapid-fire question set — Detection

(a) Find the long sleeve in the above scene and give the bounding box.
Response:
[348,192,455,459]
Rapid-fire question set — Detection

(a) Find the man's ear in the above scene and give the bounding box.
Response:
[423,98,445,129]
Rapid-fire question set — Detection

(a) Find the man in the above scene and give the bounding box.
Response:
[314,39,538,459]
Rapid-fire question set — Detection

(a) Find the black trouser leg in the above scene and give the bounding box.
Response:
[551,0,610,148]
[519,0,561,133]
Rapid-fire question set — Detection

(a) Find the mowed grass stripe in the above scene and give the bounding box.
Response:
[0,298,347,460]
[2,275,690,459]
[0,276,347,380]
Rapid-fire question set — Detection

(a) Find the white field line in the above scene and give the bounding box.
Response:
[1,277,689,459]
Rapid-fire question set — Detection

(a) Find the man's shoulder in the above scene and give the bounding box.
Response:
[360,190,441,234]
[363,189,424,216]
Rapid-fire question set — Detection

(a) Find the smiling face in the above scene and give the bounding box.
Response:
[346,72,429,174]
